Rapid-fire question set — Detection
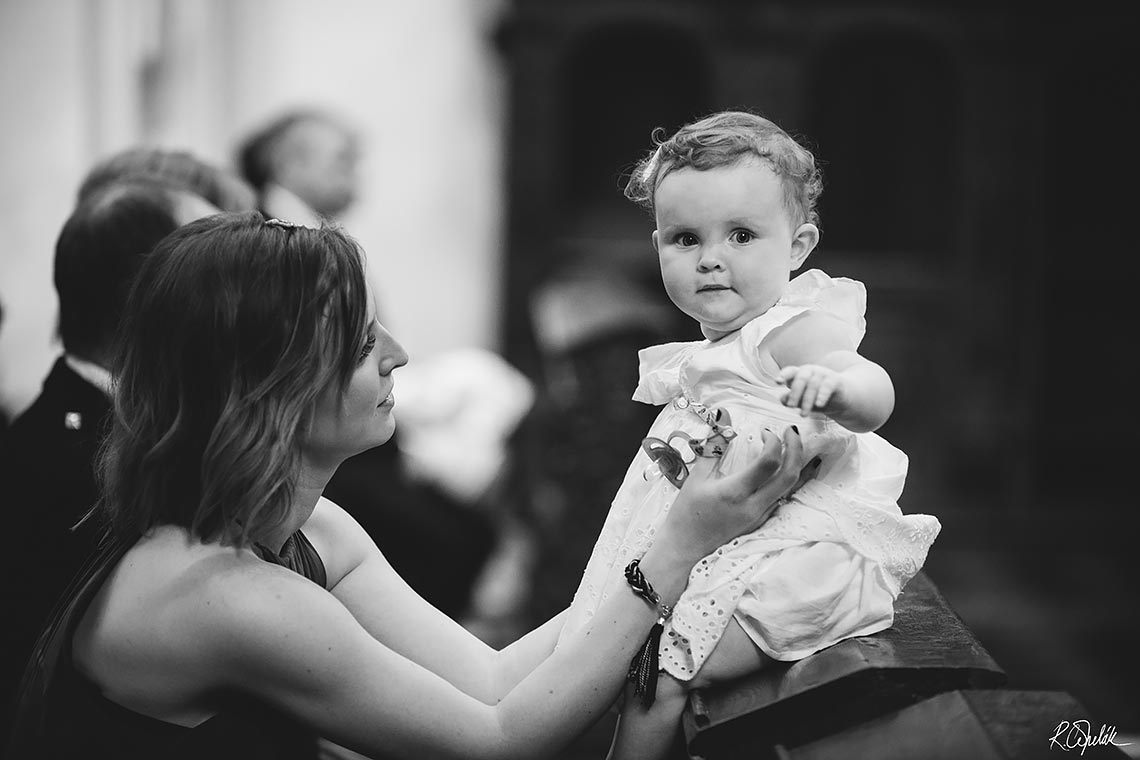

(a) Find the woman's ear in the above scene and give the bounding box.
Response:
[790,223,820,270]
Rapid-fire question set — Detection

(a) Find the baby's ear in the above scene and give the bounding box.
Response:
[651,230,661,254]
[790,223,820,269]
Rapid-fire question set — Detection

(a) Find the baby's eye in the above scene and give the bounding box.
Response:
[674,233,698,247]
[731,230,754,244]
[358,333,377,363]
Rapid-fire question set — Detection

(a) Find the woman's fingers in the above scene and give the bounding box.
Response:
[688,425,804,499]
[734,428,787,494]
[793,456,823,492]
[668,426,816,551]
[764,426,807,498]
[740,427,807,525]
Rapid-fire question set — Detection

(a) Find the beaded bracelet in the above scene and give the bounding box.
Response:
[624,558,673,707]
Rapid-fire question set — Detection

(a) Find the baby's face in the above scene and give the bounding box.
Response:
[653,158,803,341]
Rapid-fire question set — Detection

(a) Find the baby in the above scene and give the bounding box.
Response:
[556,111,941,759]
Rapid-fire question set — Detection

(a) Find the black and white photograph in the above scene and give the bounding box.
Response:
[0,2,1135,758]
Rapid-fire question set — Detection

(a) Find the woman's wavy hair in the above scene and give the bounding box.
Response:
[624,110,823,230]
[96,212,371,547]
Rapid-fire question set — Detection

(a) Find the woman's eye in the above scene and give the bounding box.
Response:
[358,334,377,363]
[731,230,754,244]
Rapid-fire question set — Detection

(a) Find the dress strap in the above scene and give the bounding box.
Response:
[254,531,327,588]
[7,534,134,757]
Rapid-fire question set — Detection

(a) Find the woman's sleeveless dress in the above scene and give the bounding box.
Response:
[6,531,326,759]
[557,269,942,680]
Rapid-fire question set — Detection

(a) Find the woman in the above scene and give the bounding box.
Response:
[8,213,810,759]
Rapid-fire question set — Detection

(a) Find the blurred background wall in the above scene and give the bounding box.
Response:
[0,0,508,415]
[1,0,1135,737]
[499,3,1133,506]
[494,1,1137,733]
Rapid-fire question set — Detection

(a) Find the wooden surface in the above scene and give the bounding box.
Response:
[775,689,1130,760]
[683,572,1007,758]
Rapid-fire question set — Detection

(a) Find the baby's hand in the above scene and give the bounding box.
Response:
[777,364,847,417]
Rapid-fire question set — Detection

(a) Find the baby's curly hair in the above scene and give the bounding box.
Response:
[625,110,822,229]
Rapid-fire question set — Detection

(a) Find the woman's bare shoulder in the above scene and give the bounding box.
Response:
[73,526,353,720]
[106,531,353,651]
[301,495,384,587]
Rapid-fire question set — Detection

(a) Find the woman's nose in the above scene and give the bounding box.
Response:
[375,325,409,374]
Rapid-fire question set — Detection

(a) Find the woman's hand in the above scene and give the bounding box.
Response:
[656,427,816,565]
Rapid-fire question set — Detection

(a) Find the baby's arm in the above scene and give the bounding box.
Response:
[768,311,895,433]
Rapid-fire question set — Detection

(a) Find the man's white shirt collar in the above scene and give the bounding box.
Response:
[64,354,113,398]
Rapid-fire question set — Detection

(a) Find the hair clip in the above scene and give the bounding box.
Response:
[264,217,303,229]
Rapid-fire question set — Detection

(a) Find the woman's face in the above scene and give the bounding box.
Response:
[304,299,408,468]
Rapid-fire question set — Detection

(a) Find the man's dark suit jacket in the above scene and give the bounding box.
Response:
[0,356,110,732]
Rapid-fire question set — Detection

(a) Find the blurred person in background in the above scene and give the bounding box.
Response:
[78,146,259,214]
[235,110,529,628]
[0,170,224,730]
[237,108,361,225]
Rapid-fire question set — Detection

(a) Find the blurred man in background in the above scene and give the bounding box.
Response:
[0,158,230,727]
[235,111,520,627]
[237,109,360,225]
[77,146,258,215]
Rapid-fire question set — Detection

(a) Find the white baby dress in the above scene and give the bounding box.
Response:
[557,269,941,681]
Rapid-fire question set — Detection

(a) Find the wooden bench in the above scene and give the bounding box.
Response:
[775,689,1129,760]
[677,572,1116,759]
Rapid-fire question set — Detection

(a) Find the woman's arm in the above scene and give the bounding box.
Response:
[217,428,806,760]
[309,498,567,704]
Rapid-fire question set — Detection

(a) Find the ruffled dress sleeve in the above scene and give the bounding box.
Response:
[740,268,868,351]
[631,340,703,405]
